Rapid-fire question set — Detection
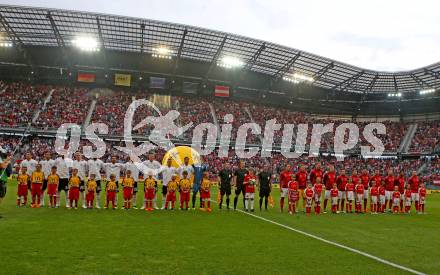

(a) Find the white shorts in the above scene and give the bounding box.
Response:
[363,189,369,198]
[411,193,419,202]
[338,191,346,199]
[405,198,411,206]
[331,197,338,206]
[392,198,400,207]
[356,194,364,202]
[245,192,255,199]
[280,188,288,198]
[371,196,378,204]
[419,197,425,205]
[314,193,321,203]
[379,195,385,205]
[325,190,331,199]
[306,198,313,207]
[346,191,354,201]
[385,190,392,200]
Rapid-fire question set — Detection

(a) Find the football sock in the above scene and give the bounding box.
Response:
[234,197,238,209]
[226,197,230,208]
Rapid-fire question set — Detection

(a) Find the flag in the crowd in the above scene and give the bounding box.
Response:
[77,72,96,83]
[214,85,230,97]
[150,77,166,89]
[114,73,131,87]
[182,81,198,94]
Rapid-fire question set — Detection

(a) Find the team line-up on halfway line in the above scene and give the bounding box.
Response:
[14,151,428,215]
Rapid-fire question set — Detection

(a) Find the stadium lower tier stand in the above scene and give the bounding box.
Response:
[0,82,439,155]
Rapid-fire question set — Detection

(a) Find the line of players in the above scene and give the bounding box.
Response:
[16,151,428,214]
[278,163,427,215]
[16,151,214,211]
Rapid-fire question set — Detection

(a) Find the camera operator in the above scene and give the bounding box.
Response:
[0,147,13,206]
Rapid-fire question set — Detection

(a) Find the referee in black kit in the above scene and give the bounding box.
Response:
[258,165,272,211]
[233,160,248,210]
[218,162,233,209]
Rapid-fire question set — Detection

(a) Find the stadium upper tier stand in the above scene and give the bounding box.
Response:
[0,82,439,153]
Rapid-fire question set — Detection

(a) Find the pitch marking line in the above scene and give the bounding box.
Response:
[213,200,424,275]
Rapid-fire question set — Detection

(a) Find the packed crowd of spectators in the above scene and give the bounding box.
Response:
[0,82,438,154]
[35,87,92,129]
[409,121,440,153]
[0,83,51,127]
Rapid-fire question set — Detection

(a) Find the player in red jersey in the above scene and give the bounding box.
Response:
[313,177,324,214]
[279,164,293,213]
[310,163,323,185]
[371,170,382,188]
[360,169,370,212]
[351,169,360,186]
[243,168,257,212]
[384,169,395,212]
[354,180,364,214]
[296,164,308,211]
[418,183,427,214]
[395,171,406,212]
[323,165,336,213]
[345,178,355,213]
[408,171,419,212]
[370,184,379,214]
[304,183,314,215]
[336,169,348,212]
[330,184,339,213]
[403,185,412,213]
[378,181,386,213]
[392,186,401,214]
[287,174,299,214]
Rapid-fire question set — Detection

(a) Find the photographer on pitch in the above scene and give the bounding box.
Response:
[0,146,13,209]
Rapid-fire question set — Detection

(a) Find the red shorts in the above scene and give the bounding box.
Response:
[180,191,190,202]
[86,191,95,202]
[107,190,116,202]
[69,187,80,200]
[31,183,43,197]
[123,187,133,200]
[288,191,298,202]
[201,190,211,199]
[166,191,176,202]
[17,185,28,197]
[47,184,58,196]
[145,189,155,200]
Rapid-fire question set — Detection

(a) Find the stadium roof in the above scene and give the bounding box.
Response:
[0,5,439,94]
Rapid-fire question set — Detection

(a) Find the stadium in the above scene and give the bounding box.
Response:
[0,3,439,275]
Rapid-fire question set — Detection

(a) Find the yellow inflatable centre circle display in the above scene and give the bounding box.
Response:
[161,146,201,167]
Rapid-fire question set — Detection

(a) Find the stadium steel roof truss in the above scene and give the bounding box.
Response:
[0,5,439,94]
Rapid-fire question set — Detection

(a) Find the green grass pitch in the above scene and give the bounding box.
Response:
[1,180,439,275]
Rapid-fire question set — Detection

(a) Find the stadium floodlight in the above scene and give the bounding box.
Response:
[217,56,244,69]
[152,47,172,59]
[283,72,314,84]
[72,36,100,52]
[388,92,402,97]
[419,88,435,95]
[0,42,13,47]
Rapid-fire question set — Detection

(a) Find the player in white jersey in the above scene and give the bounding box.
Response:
[55,155,71,207]
[160,158,176,209]
[72,152,88,208]
[39,152,55,207]
[142,153,162,209]
[104,156,124,208]
[177,157,194,179]
[88,157,104,208]
[125,160,141,209]
[20,152,38,176]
